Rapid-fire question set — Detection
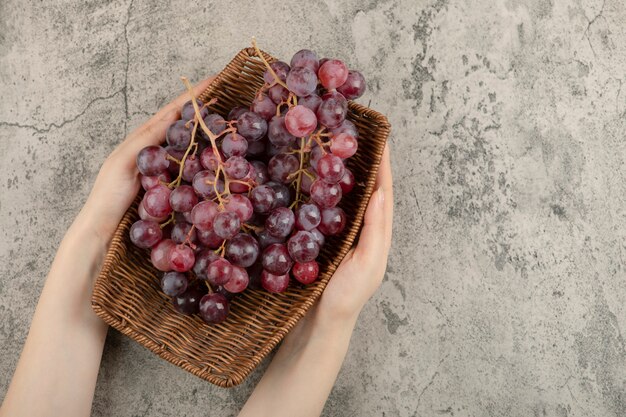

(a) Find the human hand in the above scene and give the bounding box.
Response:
[316,144,394,322]
[79,77,215,244]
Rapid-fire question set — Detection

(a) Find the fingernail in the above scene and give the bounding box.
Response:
[377,187,385,206]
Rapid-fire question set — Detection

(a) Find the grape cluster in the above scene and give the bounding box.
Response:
[130,45,366,325]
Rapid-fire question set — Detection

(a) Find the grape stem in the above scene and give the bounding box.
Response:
[159,213,175,229]
[168,118,199,188]
[251,37,289,90]
[289,137,307,209]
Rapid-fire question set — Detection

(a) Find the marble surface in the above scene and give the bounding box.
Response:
[1,0,625,415]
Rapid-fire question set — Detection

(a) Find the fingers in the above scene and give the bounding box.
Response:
[353,144,393,262]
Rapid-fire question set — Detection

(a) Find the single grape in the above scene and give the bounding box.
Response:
[137,146,169,176]
[181,154,203,182]
[193,249,220,278]
[129,220,162,248]
[213,211,241,239]
[192,170,224,199]
[169,244,195,272]
[290,49,319,72]
[250,161,269,185]
[170,221,197,245]
[224,156,250,179]
[172,281,206,315]
[317,91,348,129]
[310,228,325,247]
[316,154,346,184]
[161,271,188,296]
[298,94,322,114]
[196,227,223,249]
[268,84,289,104]
[310,180,342,208]
[138,199,168,222]
[264,60,290,84]
[292,261,319,285]
[181,99,208,121]
[226,233,260,268]
[338,169,355,194]
[286,66,318,97]
[190,200,219,231]
[237,111,268,142]
[199,147,223,172]
[267,181,291,208]
[318,59,349,90]
[295,203,321,231]
[287,231,320,263]
[150,239,175,271]
[268,153,299,184]
[337,70,366,100]
[318,207,346,235]
[261,270,290,293]
[250,185,276,214]
[207,258,233,286]
[223,266,249,293]
[199,293,230,324]
[144,184,173,218]
[141,171,171,191]
[166,120,193,151]
[169,185,198,213]
[285,105,317,137]
[251,94,277,121]
[330,119,359,139]
[222,133,248,158]
[228,106,248,120]
[265,207,295,238]
[268,115,296,147]
[257,229,285,249]
[202,113,226,138]
[224,194,254,222]
[330,133,358,159]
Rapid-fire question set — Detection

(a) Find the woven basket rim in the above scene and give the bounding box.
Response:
[92,47,390,387]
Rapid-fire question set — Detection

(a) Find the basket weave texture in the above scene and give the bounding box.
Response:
[91,47,390,387]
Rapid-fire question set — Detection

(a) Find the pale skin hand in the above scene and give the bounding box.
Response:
[238,146,393,417]
[0,73,393,417]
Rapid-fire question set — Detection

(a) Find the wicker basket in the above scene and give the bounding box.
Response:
[91,47,390,387]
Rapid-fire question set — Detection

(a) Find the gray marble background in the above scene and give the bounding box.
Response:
[1,0,625,416]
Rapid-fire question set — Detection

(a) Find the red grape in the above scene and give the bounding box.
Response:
[129,220,162,248]
[262,243,293,275]
[268,84,290,104]
[292,261,319,284]
[286,66,318,97]
[169,244,195,272]
[338,169,355,194]
[199,293,229,324]
[150,239,176,271]
[287,231,319,263]
[190,200,219,231]
[316,154,346,184]
[207,258,233,286]
[140,171,171,191]
[285,105,317,137]
[318,59,349,90]
[222,133,248,158]
[144,184,172,218]
[310,179,342,208]
[172,282,206,315]
[295,203,321,231]
[268,115,296,147]
[166,120,193,151]
[298,94,322,113]
[237,111,267,141]
[181,99,208,121]
[251,94,277,121]
[161,271,188,296]
[193,249,220,278]
[268,153,299,183]
[137,146,169,176]
[169,185,198,213]
[224,194,253,222]
[290,49,319,72]
[265,207,295,238]
[337,70,366,100]
[261,270,290,293]
[264,60,290,84]
[330,133,358,159]
[225,233,260,267]
[223,266,249,293]
[170,221,197,245]
[318,207,346,236]
[213,211,241,239]
[317,91,348,128]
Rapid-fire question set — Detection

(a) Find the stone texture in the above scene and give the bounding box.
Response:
[1,0,626,416]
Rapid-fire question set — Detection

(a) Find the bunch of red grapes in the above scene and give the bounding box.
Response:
[130,45,366,325]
